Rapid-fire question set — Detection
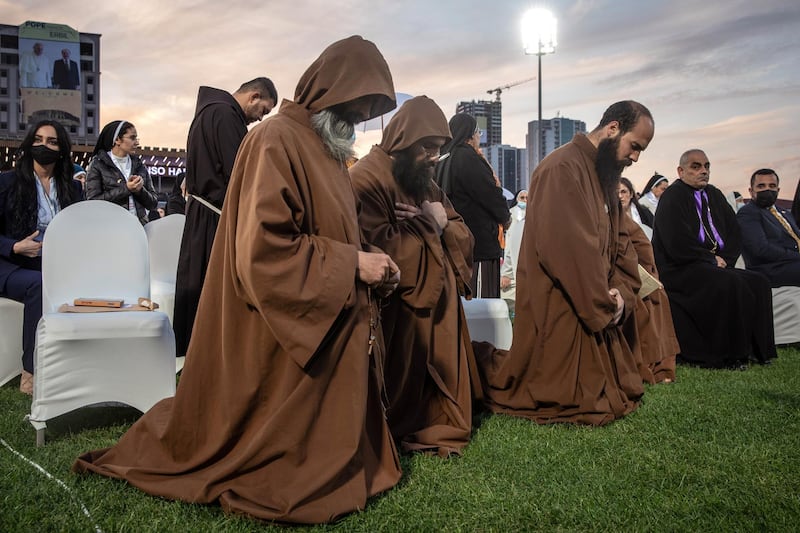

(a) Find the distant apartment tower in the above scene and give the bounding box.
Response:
[485,144,528,194]
[0,21,101,144]
[455,99,501,148]
[526,116,587,176]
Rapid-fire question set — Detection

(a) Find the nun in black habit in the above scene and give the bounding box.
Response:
[435,113,509,298]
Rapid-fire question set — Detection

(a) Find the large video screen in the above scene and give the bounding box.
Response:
[18,21,81,128]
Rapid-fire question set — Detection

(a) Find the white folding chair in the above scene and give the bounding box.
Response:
[28,201,176,445]
[0,297,24,387]
[144,214,185,325]
[461,297,513,350]
[772,286,800,345]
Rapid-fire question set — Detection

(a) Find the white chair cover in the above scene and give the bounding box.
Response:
[28,201,176,444]
[0,297,24,386]
[144,214,185,325]
[461,297,513,350]
[772,286,800,345]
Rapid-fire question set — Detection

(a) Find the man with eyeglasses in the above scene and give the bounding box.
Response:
[350,96,479,457]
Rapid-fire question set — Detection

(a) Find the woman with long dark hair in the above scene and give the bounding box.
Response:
[86,120,157,225]
[0,119,82,394]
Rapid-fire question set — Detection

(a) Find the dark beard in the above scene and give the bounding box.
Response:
[595,136,628,214]
[393,150,434,203]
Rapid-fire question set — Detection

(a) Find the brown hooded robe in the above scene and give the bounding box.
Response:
[621,218,679,384]
[476,133,644,425]
[73,36,401,525]
[350,96,477,456]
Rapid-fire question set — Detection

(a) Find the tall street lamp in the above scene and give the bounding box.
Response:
[522,7,557,169]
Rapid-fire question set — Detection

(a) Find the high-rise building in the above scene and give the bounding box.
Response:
[485,144,528,193]
[526,116,587,176]
[455,99,502,148]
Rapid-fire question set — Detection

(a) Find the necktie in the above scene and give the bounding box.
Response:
[769,206,800,250]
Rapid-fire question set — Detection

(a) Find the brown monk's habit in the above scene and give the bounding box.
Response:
[476,133,643,425]
[73,36,402,524]
[351,96,477,455]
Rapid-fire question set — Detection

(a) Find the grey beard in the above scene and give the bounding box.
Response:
[310,109,356,164]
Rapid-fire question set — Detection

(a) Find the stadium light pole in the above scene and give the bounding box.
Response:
[522,7,557,169]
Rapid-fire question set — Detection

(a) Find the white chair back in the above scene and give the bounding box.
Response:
[144,214,184,286]
[41,201,150,313]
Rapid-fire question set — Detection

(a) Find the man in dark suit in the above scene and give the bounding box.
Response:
[52,48,80,90]
[737,168,800,287]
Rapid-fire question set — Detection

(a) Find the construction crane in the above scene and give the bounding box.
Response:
[486,76,537,102]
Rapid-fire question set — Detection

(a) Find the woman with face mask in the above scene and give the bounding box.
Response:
[0,120,83,394]
[500,189,528,318]
[86,120,158,225]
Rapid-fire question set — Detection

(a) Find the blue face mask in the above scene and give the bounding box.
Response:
[517,201,526,210]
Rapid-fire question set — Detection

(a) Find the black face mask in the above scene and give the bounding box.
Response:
[29,144,62,166]
[754,190,778,208]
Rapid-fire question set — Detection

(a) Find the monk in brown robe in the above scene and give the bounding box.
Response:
[350,96,478,456]
[73,36,404,525]
[477,101,654,425]
[621,217,679,384]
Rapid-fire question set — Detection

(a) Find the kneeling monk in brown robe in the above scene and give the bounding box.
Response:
[350,96,479,456]
[73,36,403,525]
[476,101,654,425]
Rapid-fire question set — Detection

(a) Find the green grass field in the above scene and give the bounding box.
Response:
[1,348,799,532]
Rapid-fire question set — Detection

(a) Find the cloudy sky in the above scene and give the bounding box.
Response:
[5,0,800,196]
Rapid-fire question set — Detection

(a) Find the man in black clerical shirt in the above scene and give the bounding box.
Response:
[652,149,776,369]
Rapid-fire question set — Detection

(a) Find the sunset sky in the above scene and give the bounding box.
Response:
[4,0,799,197]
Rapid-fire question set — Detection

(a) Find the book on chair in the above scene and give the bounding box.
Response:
[73,298,124,308]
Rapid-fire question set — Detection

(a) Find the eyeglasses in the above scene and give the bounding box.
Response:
[420,144,441,159]
[123,135,139,142]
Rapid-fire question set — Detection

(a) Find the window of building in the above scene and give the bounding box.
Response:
[0,122,6,129]
[0,35,18,48]
[0,53,18,66]
[80,60,93,72]
[0,69,6,79]
[80,42,93,56]
[0,104,6,112]
[88,127,94,135]
[87,94,94,102]
[87,76,94,86]
[87,109,94,117]
[0,87,6,96]
[70,125,77,133]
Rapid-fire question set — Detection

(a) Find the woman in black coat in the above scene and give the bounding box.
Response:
[0,119,82,394]
[86,120,158,225]
[436,113,510,297]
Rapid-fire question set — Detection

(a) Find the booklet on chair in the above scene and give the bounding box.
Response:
[73,298,124,308]
[637,265,663,299]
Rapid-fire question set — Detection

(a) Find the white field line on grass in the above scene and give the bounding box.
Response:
[0,438,103,533]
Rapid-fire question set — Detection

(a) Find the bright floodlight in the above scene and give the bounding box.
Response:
[522,7,557,56]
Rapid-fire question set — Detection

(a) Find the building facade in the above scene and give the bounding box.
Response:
[485,144,528,193]
[455,99,502,148]
[526,115,587,177]
[0,21,184,195]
